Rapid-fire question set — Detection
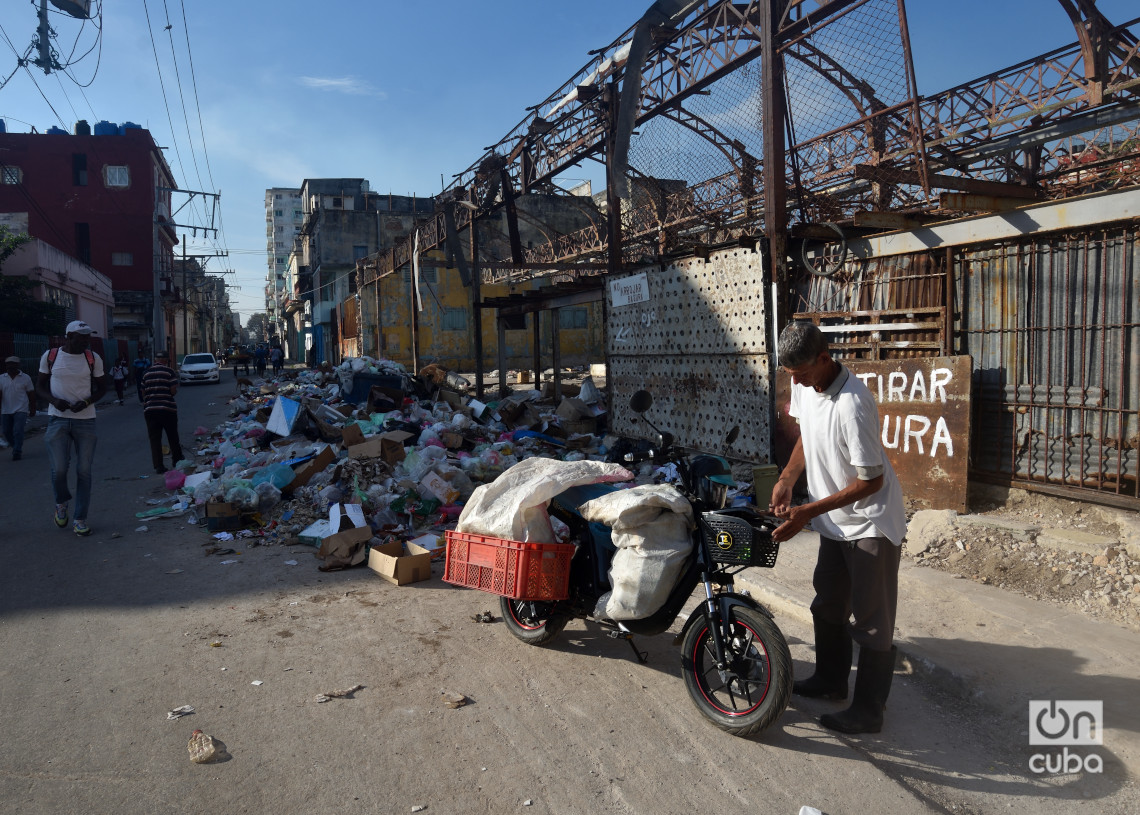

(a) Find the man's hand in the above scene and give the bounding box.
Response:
[770,480,794,517]
[68,399,88,412]
[772,503,812,542]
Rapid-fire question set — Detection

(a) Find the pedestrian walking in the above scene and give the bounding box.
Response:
[132,349,151,403]
[769,322,906,735]
[111,357,130,405]
[254,345,268,377]
[270,345,283,376]
[141,349,184,474]
[36,320,107,536]
[1,355,37,461]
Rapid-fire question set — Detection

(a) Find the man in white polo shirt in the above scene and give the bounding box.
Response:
[36,320,108,537]
[770,322,906,735]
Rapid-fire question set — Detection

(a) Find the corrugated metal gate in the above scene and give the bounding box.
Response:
[960,229,1139,507]
[607,249,773,462]
[792,225,1139,509]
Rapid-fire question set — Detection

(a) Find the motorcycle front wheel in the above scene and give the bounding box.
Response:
[499,596,569,646]
[681,606,792,737]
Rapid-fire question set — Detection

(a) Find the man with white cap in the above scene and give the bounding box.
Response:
[1,355,36,460]
[35,320,108,537]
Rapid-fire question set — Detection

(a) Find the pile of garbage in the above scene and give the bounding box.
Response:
[145,355,618,573]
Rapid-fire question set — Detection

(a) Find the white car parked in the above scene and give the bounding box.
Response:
[179,353,221,384]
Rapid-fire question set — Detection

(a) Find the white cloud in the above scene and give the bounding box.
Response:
[297,75,386,98]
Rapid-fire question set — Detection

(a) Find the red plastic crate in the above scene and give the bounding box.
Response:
[443,530,575,601]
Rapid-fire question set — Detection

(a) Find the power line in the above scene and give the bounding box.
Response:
[160,0,207,214]
[141,0,192,211]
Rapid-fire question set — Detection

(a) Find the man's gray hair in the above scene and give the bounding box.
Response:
[778,322,828,367]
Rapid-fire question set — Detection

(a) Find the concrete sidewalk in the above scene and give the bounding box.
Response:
[736,529,1140,778]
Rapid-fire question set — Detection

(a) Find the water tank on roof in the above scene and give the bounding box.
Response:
[119,121,142,134]
[93,120,118,136]
[47,126,67,135]
[0,119,6,133]
[74,120,90,135]
[49,0,91,19]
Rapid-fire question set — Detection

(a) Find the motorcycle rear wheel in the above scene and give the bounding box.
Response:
[681,606,792,737]
[499,596,569,646]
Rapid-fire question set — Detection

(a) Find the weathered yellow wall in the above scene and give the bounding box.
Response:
[357,249,602,370]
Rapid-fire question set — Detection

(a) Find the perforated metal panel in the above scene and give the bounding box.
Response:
[607,248,773,462]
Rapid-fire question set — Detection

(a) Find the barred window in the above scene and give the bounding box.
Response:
[558,307,589,329]
[442,308,467,331]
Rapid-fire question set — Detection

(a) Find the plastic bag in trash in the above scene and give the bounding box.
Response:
[252,462,296,490]
[254,481,282,511]
[224,485,259,511]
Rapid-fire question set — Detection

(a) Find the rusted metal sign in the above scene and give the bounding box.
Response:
[776,355,973,513]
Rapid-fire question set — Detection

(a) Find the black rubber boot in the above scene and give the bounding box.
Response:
[792,619,853,700]
[819,645,897,734]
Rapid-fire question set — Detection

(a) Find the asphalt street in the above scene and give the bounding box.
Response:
[0,377,1135,814]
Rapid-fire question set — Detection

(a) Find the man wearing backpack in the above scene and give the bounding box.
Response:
[36,321,108,537]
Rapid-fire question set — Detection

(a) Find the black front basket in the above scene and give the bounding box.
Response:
[700,508,780,568]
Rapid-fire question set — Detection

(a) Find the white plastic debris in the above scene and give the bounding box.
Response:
[251,680,263,686]
[166,705,195,720]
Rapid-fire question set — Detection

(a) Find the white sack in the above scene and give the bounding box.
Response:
[579,484,694,621]
[457,458,633,543]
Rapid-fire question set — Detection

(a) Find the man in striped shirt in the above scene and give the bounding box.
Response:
[141,350,184,474]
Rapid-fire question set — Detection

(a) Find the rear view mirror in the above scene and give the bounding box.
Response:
[629,390,653,413]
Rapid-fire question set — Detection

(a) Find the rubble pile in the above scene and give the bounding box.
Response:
[145,355,616,576]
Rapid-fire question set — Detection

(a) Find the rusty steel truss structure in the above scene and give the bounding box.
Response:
[354,0,1140,506]
[359,0,1140,289]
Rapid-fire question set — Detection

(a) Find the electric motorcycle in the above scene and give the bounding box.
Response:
[500,391,792,737]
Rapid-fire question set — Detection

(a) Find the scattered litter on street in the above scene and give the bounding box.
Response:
[166,705,195,720]
[251,680,263,686]
[314,683,364,703]
[440,691,469,709]
[187,729,219,763]
[471,611,495,623]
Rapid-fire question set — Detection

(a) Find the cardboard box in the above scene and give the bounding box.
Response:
[205,501,241,532]
[420,471,460,504]
[439,430,465,450]
[298,518,332,546]
[556,396,592,421]
[368,540,433,586]
[561,417,596,435]
[317,525,373,569]
[341,424,366,448]
[368,384,404,413]
[496,398,525,422]
[438,390,464,409]
[347,430,413,464]
[509,403,543,430]
[287,444,337,492]
[329,502,367,532]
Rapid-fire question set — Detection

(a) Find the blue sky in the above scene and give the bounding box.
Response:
[0,0,1136,320]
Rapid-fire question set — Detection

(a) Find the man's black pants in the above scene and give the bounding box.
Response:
[145,410,184,471]
[809,535,901,652]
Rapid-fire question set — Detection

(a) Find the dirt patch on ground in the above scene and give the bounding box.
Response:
[906,489,1140,632]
